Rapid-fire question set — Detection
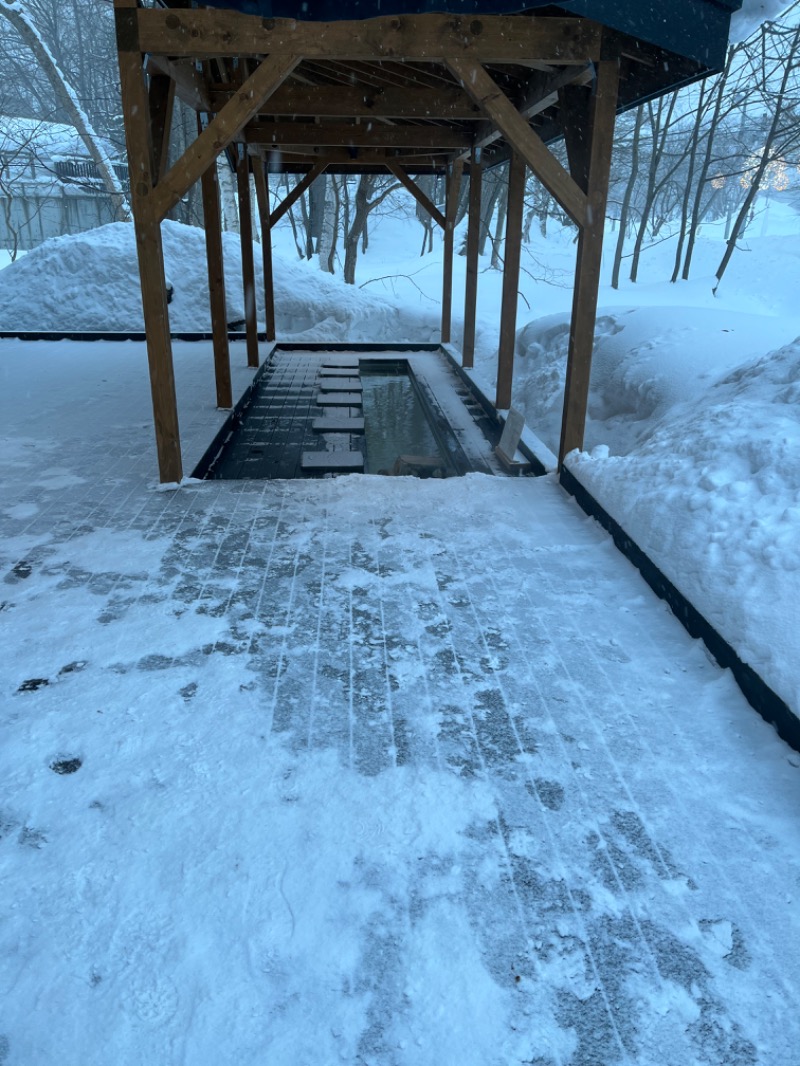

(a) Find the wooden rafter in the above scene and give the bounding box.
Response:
[385,162,445,228]
[446,56,587,226]
[461,64,594,161]
[245,123,472,151]
[149,53,300,221]
[269,162,328,226]
[208,84,482,120]
[148,74,175,184]
[134,11,603,65]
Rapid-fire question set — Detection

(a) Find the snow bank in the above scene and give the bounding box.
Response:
[564,338,800,713]
[512,305,785,457]
[0,220,439,341]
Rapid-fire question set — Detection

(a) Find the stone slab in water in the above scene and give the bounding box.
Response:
[319,378,362,392]
[312,417,366,433]
[301,451,364,471]
[315,392,363,406]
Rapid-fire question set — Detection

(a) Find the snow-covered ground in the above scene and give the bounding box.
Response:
[1,337,800,1065]
[1,194,799,718]
[1,170,800,1058]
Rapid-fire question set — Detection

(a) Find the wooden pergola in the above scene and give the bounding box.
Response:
[114,0,740,483]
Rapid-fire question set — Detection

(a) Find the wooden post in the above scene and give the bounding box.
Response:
[462,152,481,368]
[199,139,232,409]
[496,152,526,411]
[559,60,620,464]
[253,160,276,342]
[115,0,182,484]
[441,160,463,344]
[236,146,259,368]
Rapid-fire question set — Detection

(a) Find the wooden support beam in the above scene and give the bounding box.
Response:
[558,83,593,193]
[446,57,587,227]
[135,10,603,65]
[148,73,175,184]
[211,84,482,120]
[252,161,276,342]
[199,142,232,409]
[496,152,526,411]
[441,159,463,344]
[462,154,481,369]
[147,53,300,221]
[269,161,328,226]
[385,162,445,229]
[147,55,211,113]
[559,60,620,465]
[115,0,182,485]
[266,149,451,169]
[459,64,593,161]
[245,122,472,151]
[236,146,259,368]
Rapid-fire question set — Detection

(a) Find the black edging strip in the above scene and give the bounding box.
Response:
[190,350,274,480]
[560,464,800,753]
[0,331,268,342]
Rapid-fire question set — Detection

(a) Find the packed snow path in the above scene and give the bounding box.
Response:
[1,341,799,1065]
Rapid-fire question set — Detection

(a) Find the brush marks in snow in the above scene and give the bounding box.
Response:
[2,343,800,1062]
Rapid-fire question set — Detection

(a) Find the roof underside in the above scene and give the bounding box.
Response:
[150,1,743,175]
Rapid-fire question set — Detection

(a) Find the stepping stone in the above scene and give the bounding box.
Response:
[322,357,359,369]
[319,367,361,378]
[319,378,362,392]
[315,392,362,406]
[301,451,364,472]
[312,417,365,434]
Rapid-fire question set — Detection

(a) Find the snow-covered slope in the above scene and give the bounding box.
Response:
[0,220,439,341]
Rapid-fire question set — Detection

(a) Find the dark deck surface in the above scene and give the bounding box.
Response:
[204,349,496,481]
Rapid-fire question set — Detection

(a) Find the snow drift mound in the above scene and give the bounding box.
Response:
[0,220,438,341]
[569,338,800,715]
[512,305,784,457]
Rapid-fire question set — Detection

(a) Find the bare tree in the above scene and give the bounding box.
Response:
[0,0,128,220]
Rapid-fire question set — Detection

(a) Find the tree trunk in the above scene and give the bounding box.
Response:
[490,166,508,269]
[611,104,643,290]
[671,84,707,283]
[1,0,129,221]
[714,25,800,292]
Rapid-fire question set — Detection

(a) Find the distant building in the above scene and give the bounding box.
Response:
[0,116,129,252]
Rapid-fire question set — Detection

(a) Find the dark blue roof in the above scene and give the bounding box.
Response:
[198,0,743,70]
